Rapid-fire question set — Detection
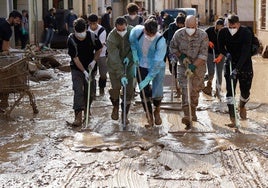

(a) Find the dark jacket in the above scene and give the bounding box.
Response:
[205,26,220,55]
[44,13,57,29]
[218,26,252,72]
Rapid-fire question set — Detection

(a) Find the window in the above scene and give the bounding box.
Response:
[68,0,73,9]
[53,0,64,9]
[260,0,266,29]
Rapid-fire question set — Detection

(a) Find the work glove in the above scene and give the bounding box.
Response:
[230,68,237,80]
[121,76,128,87]
[170,58,177,66]
[188,64,196,72]
[224,53,232,65]
[214,55,223,64]
[169,54,178,65]
[83,70,90,82]
[208,41,214,49]
[139,76,152,91]
[185,68,193,77]
[123,57,129,66]
[226,53,232,61]
[22,28,27,35]
[88,60,96,72]
[179,53,187,61]
[132,50,139,65]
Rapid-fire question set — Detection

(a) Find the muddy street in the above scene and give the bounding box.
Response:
[0,54,267,187]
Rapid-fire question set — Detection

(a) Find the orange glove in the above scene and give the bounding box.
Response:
[208,41,214,49]
[213,54,223,64]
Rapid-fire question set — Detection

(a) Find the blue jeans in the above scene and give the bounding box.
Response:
[44,28,54,47]
[207,53,224,85]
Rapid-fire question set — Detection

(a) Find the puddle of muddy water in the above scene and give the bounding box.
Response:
[0,55,267,187]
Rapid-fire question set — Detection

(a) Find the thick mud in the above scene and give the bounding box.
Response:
[0,55,267,187]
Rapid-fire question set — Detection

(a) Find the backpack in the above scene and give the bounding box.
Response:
[247,26,260,56]
[97,26,105,38]
[137,31,163,50]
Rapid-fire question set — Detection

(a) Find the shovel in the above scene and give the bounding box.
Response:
[137,67,153,128]
[229,59,240,131]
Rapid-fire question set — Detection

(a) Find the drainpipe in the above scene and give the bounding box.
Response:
[253,0,256,33]
[33,0,38,45]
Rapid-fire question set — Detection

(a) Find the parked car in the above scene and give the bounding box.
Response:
[164,8,197,17]
[163,8,199,24]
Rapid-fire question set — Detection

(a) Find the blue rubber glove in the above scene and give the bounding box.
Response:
[179,53,187,61]
[121,76,128,87]
[230,68,237,80]
[188,64,196,72]
[132,50,139,65]
[22,28,27,35]
[139,76,152,91]
[123,57,129,66]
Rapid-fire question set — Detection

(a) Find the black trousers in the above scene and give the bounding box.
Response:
[224,63,253,100]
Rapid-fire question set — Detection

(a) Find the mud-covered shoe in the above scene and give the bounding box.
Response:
[121,113,130,125]
[226,117,236,128]
[111,106,119,120]
[202,86,212,96]
[99,88,105,96]
[182,116,190,125]
[182,116,192,130]
[175,87,181,98]
[154,107,162,125]
[72,111,83,127]
[240,107,247,119]
[192,115,197,121]
[146,113,154,127]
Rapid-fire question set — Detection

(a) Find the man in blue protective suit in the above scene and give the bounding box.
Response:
[129,18,167,127]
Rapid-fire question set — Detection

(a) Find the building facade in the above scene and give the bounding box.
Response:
[0,0,267,48]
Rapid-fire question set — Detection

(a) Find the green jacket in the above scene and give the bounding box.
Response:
[106,25,134,79]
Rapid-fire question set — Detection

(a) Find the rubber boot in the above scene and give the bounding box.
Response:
[142,101,154,127]
[239,100,247,120]
[191,106,197,121]
[99,88,105,96]
[99,78,106,96]
[0,93,9,110]
[92,79,97,100]
[203,80,212,96]
[72,110,82,127]
[176,86,181,98]
[153,100,162,125]
[182,106,191,129]
[226,104,236,127]
[121,103,130,125]
[110,98,119,120]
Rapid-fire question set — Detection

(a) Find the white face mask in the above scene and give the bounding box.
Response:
[117,30,127,37]
[129,14,137,20]
[75,31,87,39]
[185,28,196,36]
[228,28,238,36]
[145,34,156,41]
